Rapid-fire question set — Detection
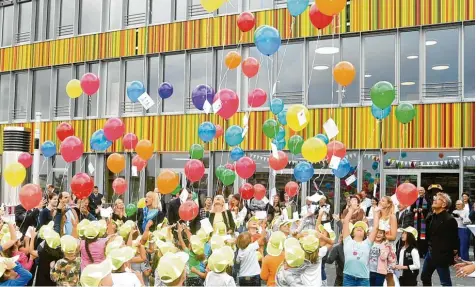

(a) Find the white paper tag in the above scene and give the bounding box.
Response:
[25,226,35,238]
[180,189,189,204]
[297,110,307,126]
[203,100,211,114]
[200,218,214,234]
[345,174,356,186]
[309,193,324,203]
[271,142,279,159]
[272,82,277,96]
[243,113,249,126]
[293,211,299,221]
[88,162,95,175]
[261,196,269,205]
[282,210,289,220]
[223,235,232,240]
[329,156,342,169]
[131,166,138,176]
[255,211,267,220]
[138,92,155,110]
[212,99,222,113]
[242,126,249,138]
[100,207,113,218]
[224,203,228,210]
[323,118,339,139]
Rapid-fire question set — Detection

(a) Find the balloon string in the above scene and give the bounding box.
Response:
[273,18,294,95]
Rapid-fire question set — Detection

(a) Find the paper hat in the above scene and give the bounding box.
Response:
[43,229,61,249]
[107,246,135,270]
[284,238,305,268]
[349,221,369,233]
[84,221,101,239]
[80,258,113,287]
[267,231,286,257]
[77,219,91,238]
[207,246,234,273]
[39,221,54,239]
[400,226,418,239]
[0,256,20,277]
[105,236,124,257]
[157,252,189,284]
[155,239,178,255]
[317,223,336,241]
[299,235,320,253]
[190,235,205,255]
[210,234,225,251]
[214,221,227,236]
[60,235,79,254]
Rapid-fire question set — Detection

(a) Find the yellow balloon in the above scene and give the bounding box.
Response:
[286,104,310,132]
[302,138,327,163]
[200,0,227,12]
[4,162,26,187]
[66,79,83,99]
[137,198,146,209]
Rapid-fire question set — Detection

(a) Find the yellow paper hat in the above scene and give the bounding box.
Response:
[60,235,79,254]
[210,234,225,251]
[401,226,418,239]
[157,252,189,284]
[157,226,174,242]
[208,246,234,273]
[77,219,91,238]
[80,258,113,287]
[105,236,124,257]
[196,228,210,243]
[299,235,320,253]
[190,235,204,255]
[318,223,336,241]
[0,255,19,277]
[107,246,135,270]
[44,229,61,249]
[155,239,178,255]
[284,238,305,268]
[39,221,54,239]
[98,219,107,237]
[84,221,101,239]
[0,231,22,246]
[214,221,227,236]
[247,216,259,226]
[350,221,369,233]
[267,231,286,257]
[118,223,133,239]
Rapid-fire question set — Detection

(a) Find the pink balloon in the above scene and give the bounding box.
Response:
[213,89,239,120]
[60,136,84,163]
[19,184,42,210]
[253,184,266,200]
[224,163,235,171]
[269,151,289,171]
[80,73,100,96]
[235,156,256,179]
[248,88,267,108]
[239,183,254,200]
[56,122,75,142]
[179,201,199,221]
[104,118,125,141]
[123,133,138,149]
[215,124,224,138]
[184,159,205,183]
[326,140,347,161]
[112,178,127,195]
[132,155,147,172]
[18,152,33,168]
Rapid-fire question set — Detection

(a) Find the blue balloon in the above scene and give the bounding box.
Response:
[294,161,314,182]
[371,104,391,120]
[315,134,329,145]
[225,125,244,146]
[401,151,407,158]
[332,158,351,179]
[127,81,146,103]
[325,183,332,189]
[90,129,112,151]
[287,0,309,16]
[277,110,287,125]
[198,122,216,142]
[369,178,375,184]
[276,126,285,141]
[270,98,284,115]
[230,147,245,161]
[372,162,379,171]
[41,141,56,158]
[272,138,286,150]
[158,82,174,99]
[254,25,281,56]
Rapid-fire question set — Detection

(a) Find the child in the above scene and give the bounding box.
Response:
[236,224,266,286]
[368,229,396,286]
[0,257,32,286]
[394,227,420,286]
[204,246,236,287]
[177,223,207,286]
[326,234,345,286]
[260,231,286,286]
[50,235,81,286]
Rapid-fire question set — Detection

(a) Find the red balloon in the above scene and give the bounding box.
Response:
[19,184,42,210]
[215,124,224,138]
[285,181,299,197]
[71,173,94,200]
[225,163,235,171]
[239,183,254,200]
[438,153,444,159]
[248,88,267,108]
[235,156,256,179]
[56,122,75,142]
[309,3,334,30]
[253,184,266,200]
[396,183,418,206]
[112,178,127,195]
[80,73,100,96]
[104,118,125,141]
[123,133,138,150]
[242,57,260,78]
[60,136,84,163]
[213,89,239,120]
[184,159,205,183]
[18,152,33,168]
[237,12,255,32]
[326,140,347,161]
[132,155,147,172]
[179,201,199,221]
[269,151,289,171]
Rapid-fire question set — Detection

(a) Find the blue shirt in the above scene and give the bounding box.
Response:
[343,235,372,279]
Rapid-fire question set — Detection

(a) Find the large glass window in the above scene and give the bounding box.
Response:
[189,0,211,18]
[74,63,99,117]
[17,0,32,43]
[248,0,273,10]
[400,31,420,101]
[0,74,9,121]
[126,0,146,26]
[464,25,475,100]
[218,0,238,15]
[106,61,121,115]
[248,46,270,107]
[55,67,72,118]
[163,53,185,112]
[147,56,159,114]
[424,28,459,98]
[361,151,380,197]
[109,0,123,30]
[80,0,102,34]
[14,72,28,120]
[341,36,360,104]
[463,150,475,202]
[36,0,55,40]
[308,38,340,106]
[124,58,144,114]
[32,69,51,120]
[59,0,75,36]
[52,156,68,191]
[1,4,14,46]
[189,51,213,110]
[175,0,187,21]
[216,48,238,92]
[146,154,157,195]
[150,0,171,24]
[276,42,303,105]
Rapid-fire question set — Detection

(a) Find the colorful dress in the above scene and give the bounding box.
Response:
[50,258,81,287]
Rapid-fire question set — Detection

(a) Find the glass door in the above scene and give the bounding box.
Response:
[421,172,459,209]
[383,172,419,198]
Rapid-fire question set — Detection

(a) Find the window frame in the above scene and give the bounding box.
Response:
[12,71,30,122]
[78,0,103,35]
[122,57,146,116]
[0,1,15,47]
[397,28,422,104]
[31,68,52,121]
[16,0,33,44]
[161,51,186,114]
[0,73,12,123]
[462,23,475,102]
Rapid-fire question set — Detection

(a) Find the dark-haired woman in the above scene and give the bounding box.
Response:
[394,227,420,286]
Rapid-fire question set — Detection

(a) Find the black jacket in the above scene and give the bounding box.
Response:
[167,197,182,226]
[426,210,459,267]
[208,210,236,232]
[396,209,414,228]
[14,204,40,237]
[137,208,165,233]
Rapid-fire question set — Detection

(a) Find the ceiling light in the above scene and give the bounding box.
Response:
[401,81,415,86]
[315,47,339,55]
[313,65,329,71]
[432,65,449,71]
[407,55,418,59]
[172,158,190,161]
[425,40,437,46]
[446,155,460,158]
[364,74,372,78]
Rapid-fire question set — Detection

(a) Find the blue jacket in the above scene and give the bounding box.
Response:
[0,264,32,286]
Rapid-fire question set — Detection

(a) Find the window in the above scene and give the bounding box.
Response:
[1,3,14,46]
[14,72,28,120]
[464,25,474,100]
[59,0,75,37]
[189,51,213,110]
[150,0,172,24]
[163,53,185,112]
[39,155,47,190]
[400,31,420,101]
[217,48,238,92]
[218,0,238,15]
[175,0,187,21]
[126,0,146,26]
[109,0,123,30]
[337,151,359,211]
[35,0,54,41]
[463,150,475,202]
[341,36,360,104]
[17,0,32,43]
[363,34,396,101]
[124,58,144,114]
[129,153,141,203]
[52,155,68,191]
[189,0,211,18]
[308,38,340,106]
[424,28,459,98]
[74,63,99,117]
[106,61,121,115]
[147,56,159,114]
[361,151,380,197]
[248,0,273,10]
[146,154,157,195]
[32,69,51,120]
[80,0,102,34]
[55,67,72,118]
[277,42,303,105]
[0,74,10,121]
[248,46,270,107]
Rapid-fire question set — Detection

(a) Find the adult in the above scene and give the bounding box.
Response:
[421,192,459,286]
[396,204,413,228]
[209,195,235,233]
[112,198,128,222]
[271,195,283,217]
[342,195,366,224]
[77,197,96,221]
[229,194,247,231]
[14,199,43,237]
[366,196,379,229]
[138,191,165,233]
[199,196,213,220]
[53,192,74,236]
[88,186,103,217]
[37,193,58,230]
[283,193,297,220]
[300,197,317,231]
[47,184,58,195]
[315,196,331,224]
[411,186,430,258]
[452,200,471,261]
[426,184,443,207]
[462,192,473,213]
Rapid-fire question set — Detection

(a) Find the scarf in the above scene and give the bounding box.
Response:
[413,197,427,240]
[142,207,158,232]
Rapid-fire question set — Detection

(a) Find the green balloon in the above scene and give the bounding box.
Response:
[125,203,137,217]
[171,185,182,195]
[216,165,226,180]
[189,144,204,159]
[395,102,416,124]
[364,172,372,181]
[370,81,395,109]
[221,169,236,186]
[263,119,279,139]
[288,135,304,155]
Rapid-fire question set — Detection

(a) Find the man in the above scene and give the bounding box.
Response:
[421,192,459,286]
[14,199,45,237]
[358,190,372,211]
[47,184,57,195]
[283,193,297,220]
[53,192,75,235]
[315,196,331,224]
[411,186,430,257]
[299,196,317,231]
[88,186,103,216]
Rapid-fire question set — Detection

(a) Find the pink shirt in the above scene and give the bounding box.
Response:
[13,251,33,271]
[80,238,108,270]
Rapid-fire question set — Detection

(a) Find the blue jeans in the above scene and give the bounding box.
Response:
[343,274,370,287]
[421,251,452,286]
[458,227,470,261]
[369,272,386,287]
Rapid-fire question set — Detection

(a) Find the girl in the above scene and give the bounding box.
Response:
[378,196,398,286]
[38,193,58,230]
[0,258,32,286]
[368,230,396,286]
[230,194,247,232]
[300,233,329,287]
[50,235,81,286]
[205,246,235,287]
[453,200,471,261]
[177,223,207,286]
[366,196,379,229]
[1,230,34,271]
[108,246,144,286]
[394,227,420,286]
[236,225,266,286]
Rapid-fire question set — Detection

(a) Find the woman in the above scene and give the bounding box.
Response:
[342,196,366,224]
[112,199,128,222]
[272,195,283,217]
[209,195,235,233]
[77,198,96,221]
[230,194,247,231]
[462,192,473,213]
[199,196,212,220]
[366,196,379,229]
[37,193,58,230]
[453,200,471,261]
[378,196,398,286]
[138,192,165,233]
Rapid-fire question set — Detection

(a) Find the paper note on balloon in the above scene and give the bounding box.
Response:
[255,211,267,220]
[212,99,222,113]
[309,193,324,203]
[138,92,155,110]
[88,162,95,175]
[100,207,113,218]
[345,174,356,186]
[271,142,279,159]
[328,156,342,169]
[297,110,307,126]
[323,118,339,139]
[180,189,189,203]
[200,218,214,234]
[131,166,138,177]
[203,100,212,114]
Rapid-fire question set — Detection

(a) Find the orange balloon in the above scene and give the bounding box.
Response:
[225,51,242,70]
[135,139,153,160]
[107,153,125,174]
[333,61,355,86]
[157,169,180,194]
[315,0,347,16]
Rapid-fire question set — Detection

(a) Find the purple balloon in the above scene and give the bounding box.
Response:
[158,82,173,99]
[191,84,215,110]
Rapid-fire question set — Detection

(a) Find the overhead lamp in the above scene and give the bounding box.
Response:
[401,81,415,86]
[432,65,449,71]
[313,65,329,71]
[315,47,339,55]
[407,55,418,59]
[425,40,437,46]
[364,74,372,78]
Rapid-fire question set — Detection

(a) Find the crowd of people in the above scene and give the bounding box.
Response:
[0,183,474,287]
